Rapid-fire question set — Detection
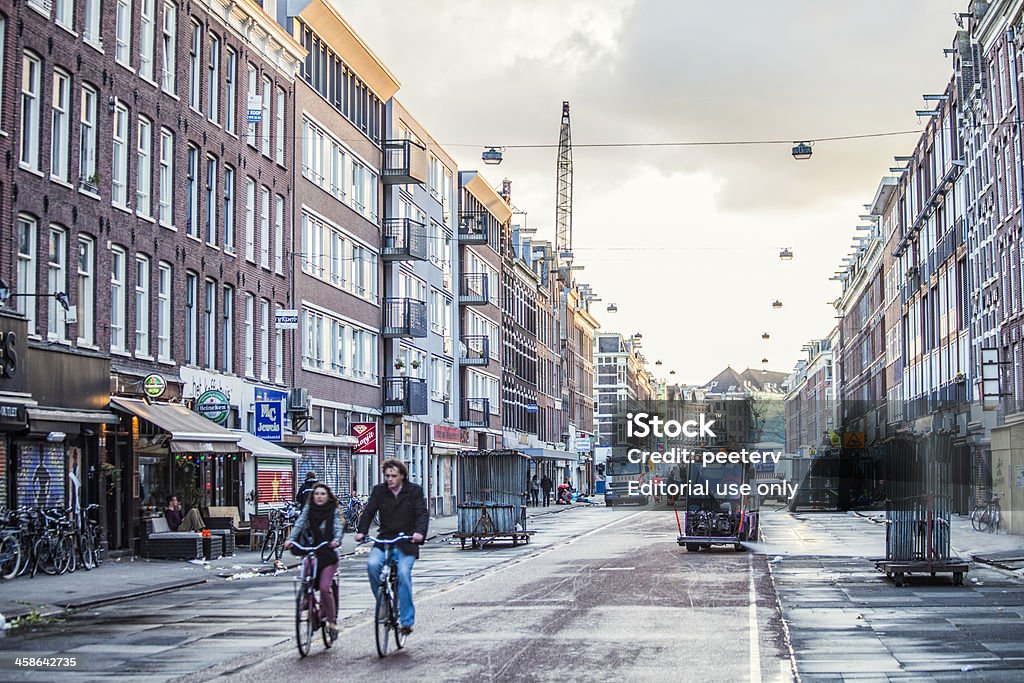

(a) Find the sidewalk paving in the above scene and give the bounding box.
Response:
[0,501,588,626]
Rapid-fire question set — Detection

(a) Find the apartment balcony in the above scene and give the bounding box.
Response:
[458,211,489,244]
[382,218,428,261]
[381,139,427,185]
[459,397,490,428]
[459,274,489,306]
[383,298,427,338]
[383,377,428,415]
[460,335,489,366]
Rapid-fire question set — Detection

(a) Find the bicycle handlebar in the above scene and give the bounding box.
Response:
[365,534,415,545]
[289,540,333,552]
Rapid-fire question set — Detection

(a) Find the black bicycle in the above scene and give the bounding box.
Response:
[291,541,339,657]
[366,535,413,657]
[262,502,299,562]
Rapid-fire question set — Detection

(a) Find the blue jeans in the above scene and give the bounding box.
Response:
[366,546,416,627]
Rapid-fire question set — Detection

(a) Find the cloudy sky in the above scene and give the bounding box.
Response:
[336,0,965,384]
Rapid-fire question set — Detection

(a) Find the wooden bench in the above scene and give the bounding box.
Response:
[205,506,250,548]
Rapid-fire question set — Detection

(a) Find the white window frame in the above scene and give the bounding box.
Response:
[20,51,41,170]
[136,116,153,217]
[77,236,95,346]
[204,278,216,369]
[275,87,285,165]
[115,0,132,66]
[157,261,172,361]
[225,48,237,134]
[158,128,174,226]
[111,100,129,208]
[244,293,255,377]
[224,165,235,252]
[274,195,284,274]
[16,216,37,334]
[50,68,71,183]
[186,145,199,237]
[245,178,256,262]
[56,0,75,31]
[110,246,127,352]
[188,21,201,111]
[135,255,150,356]
[247,64,257,147]
[83,0,101,48]
[260,186,270,268]
[260,298,270,379]
[274,308,284,383]
[184,271,198,364]
[207,33,220,123]
[261,75,271,156]
[139,0,155,82]
[205,154,217,245]
[161,2,176,93]
[222,285,234,373]
[47,226,68,342]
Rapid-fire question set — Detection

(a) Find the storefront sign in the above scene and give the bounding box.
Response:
[143,373,166,398]
[196,390,231,424]
[275,309,299,330]
[353,422,377,454]
[0,314,28,393]
[254,401,283,441]
[433,424,462,445]
[574,437,592,453]
[0,403,25,428]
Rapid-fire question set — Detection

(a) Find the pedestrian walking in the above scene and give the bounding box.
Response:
[541,474,553,507]
[296,471,318,507]
[530,475,540,506]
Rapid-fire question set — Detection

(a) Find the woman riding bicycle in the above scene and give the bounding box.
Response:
[284,483,344,637]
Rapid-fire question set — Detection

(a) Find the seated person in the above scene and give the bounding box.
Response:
[164,495,205,532]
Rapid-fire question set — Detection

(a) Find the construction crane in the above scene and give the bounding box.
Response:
[555,101,573,266]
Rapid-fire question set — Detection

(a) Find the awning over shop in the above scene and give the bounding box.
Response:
[26,407,119,425]
[232,430,301,460]
[521,448,576,461]
[110,397,245,454]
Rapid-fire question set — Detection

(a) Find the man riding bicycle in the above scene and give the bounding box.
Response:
[354,458,429,636]
[284,483,344,639]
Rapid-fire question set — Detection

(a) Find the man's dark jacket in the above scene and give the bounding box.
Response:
[541,476,553,492]
[357,480,429,558]
[296,480,316,507]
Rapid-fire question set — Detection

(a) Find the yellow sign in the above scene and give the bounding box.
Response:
[843,432,865,448]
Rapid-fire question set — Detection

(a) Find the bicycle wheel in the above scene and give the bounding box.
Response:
[295,584,313,657]
[375,587,391,657]
[92,526,106,565]
[35,537,59,576]
[0,535,21,580]
[274,534,285,561]
[80,531,96,571]
[971,506,986,532]
[61,535,76,574]
[261,529,280,563]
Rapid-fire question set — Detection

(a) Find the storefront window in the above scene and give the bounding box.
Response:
[139,454,170,509]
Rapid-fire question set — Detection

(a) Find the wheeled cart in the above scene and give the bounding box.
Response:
[456,450,535,550]
[875,559,969,587]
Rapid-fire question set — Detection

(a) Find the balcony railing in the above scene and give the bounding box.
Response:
[384,377,428,415]
[382,218,427,261]
[381,139,427,185]
[460,335,489,366]
[458,211,489,244]
[459,273,489,306]
[459,397,490,428]
[383,298,427,338]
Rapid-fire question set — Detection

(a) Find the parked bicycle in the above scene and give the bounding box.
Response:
[343,496,364,533]
[366,535,413,657]
[0,504,107,580]
[262,502,300,562]
[291,541,339,657]
[971,494,1002,533]
[0,509,23,581]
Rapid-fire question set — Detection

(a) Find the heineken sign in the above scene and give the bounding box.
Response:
[143,373,166,398]
[196,390,231,425]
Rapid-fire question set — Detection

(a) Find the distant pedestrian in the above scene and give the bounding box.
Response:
[541,475,553,507]
[297,471,318,507]
[530,475,540,506]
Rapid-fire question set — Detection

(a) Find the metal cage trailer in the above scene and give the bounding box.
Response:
[454,450,535,548]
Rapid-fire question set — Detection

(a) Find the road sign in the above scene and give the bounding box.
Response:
[843,431,865,448]
[275,309,298,330]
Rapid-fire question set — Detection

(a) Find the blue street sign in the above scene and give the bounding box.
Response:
[254,401,283,441]
[526,403,538,413]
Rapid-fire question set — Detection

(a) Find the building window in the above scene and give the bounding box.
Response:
[139,0,155,81]
[186,145,199,236]
[16,216,37,334]
[136,116,153,217]
[47,226,67,341]
[83,0,101,46]
[20,51,41,170]
[157,261,171,361]
[111,100,129,208]
[158,128,174,226]
[261,75,271,156]
[260,298,270,379]
[274,308,284,383]
[244,293,254,376]
[77,236,95,346]
[222,286,234,373]
[245,177,255,261]
[205,155,217,245]
[115,0,132,66]
[274,195,284,274]
[135,255,150,355]
[225,48,237,134]
[204,279,216,369]
[161,2,176,93]
[247,64,257,147]
[110,246,127,352]
[55,0,75,30]
[207,34,220,123]
[189,21,201,110]
[260,186,270,268]
[50,68,71,183]
[184,271,197,364]
[79,85,98,191]
[224,165,235,251]
[275,87,285,165]
[0,18,5,131]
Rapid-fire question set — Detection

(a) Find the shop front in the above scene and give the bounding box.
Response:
[430,425,466,516]
[110,397,248,552]
[233,430,300,516]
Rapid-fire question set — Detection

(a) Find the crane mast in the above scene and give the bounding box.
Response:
[555,101,573,264]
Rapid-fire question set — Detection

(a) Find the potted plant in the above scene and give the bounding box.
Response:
[394,359,406,373]
[410,359,421,370]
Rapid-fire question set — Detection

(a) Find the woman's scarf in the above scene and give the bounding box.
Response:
[307,500,335,544]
